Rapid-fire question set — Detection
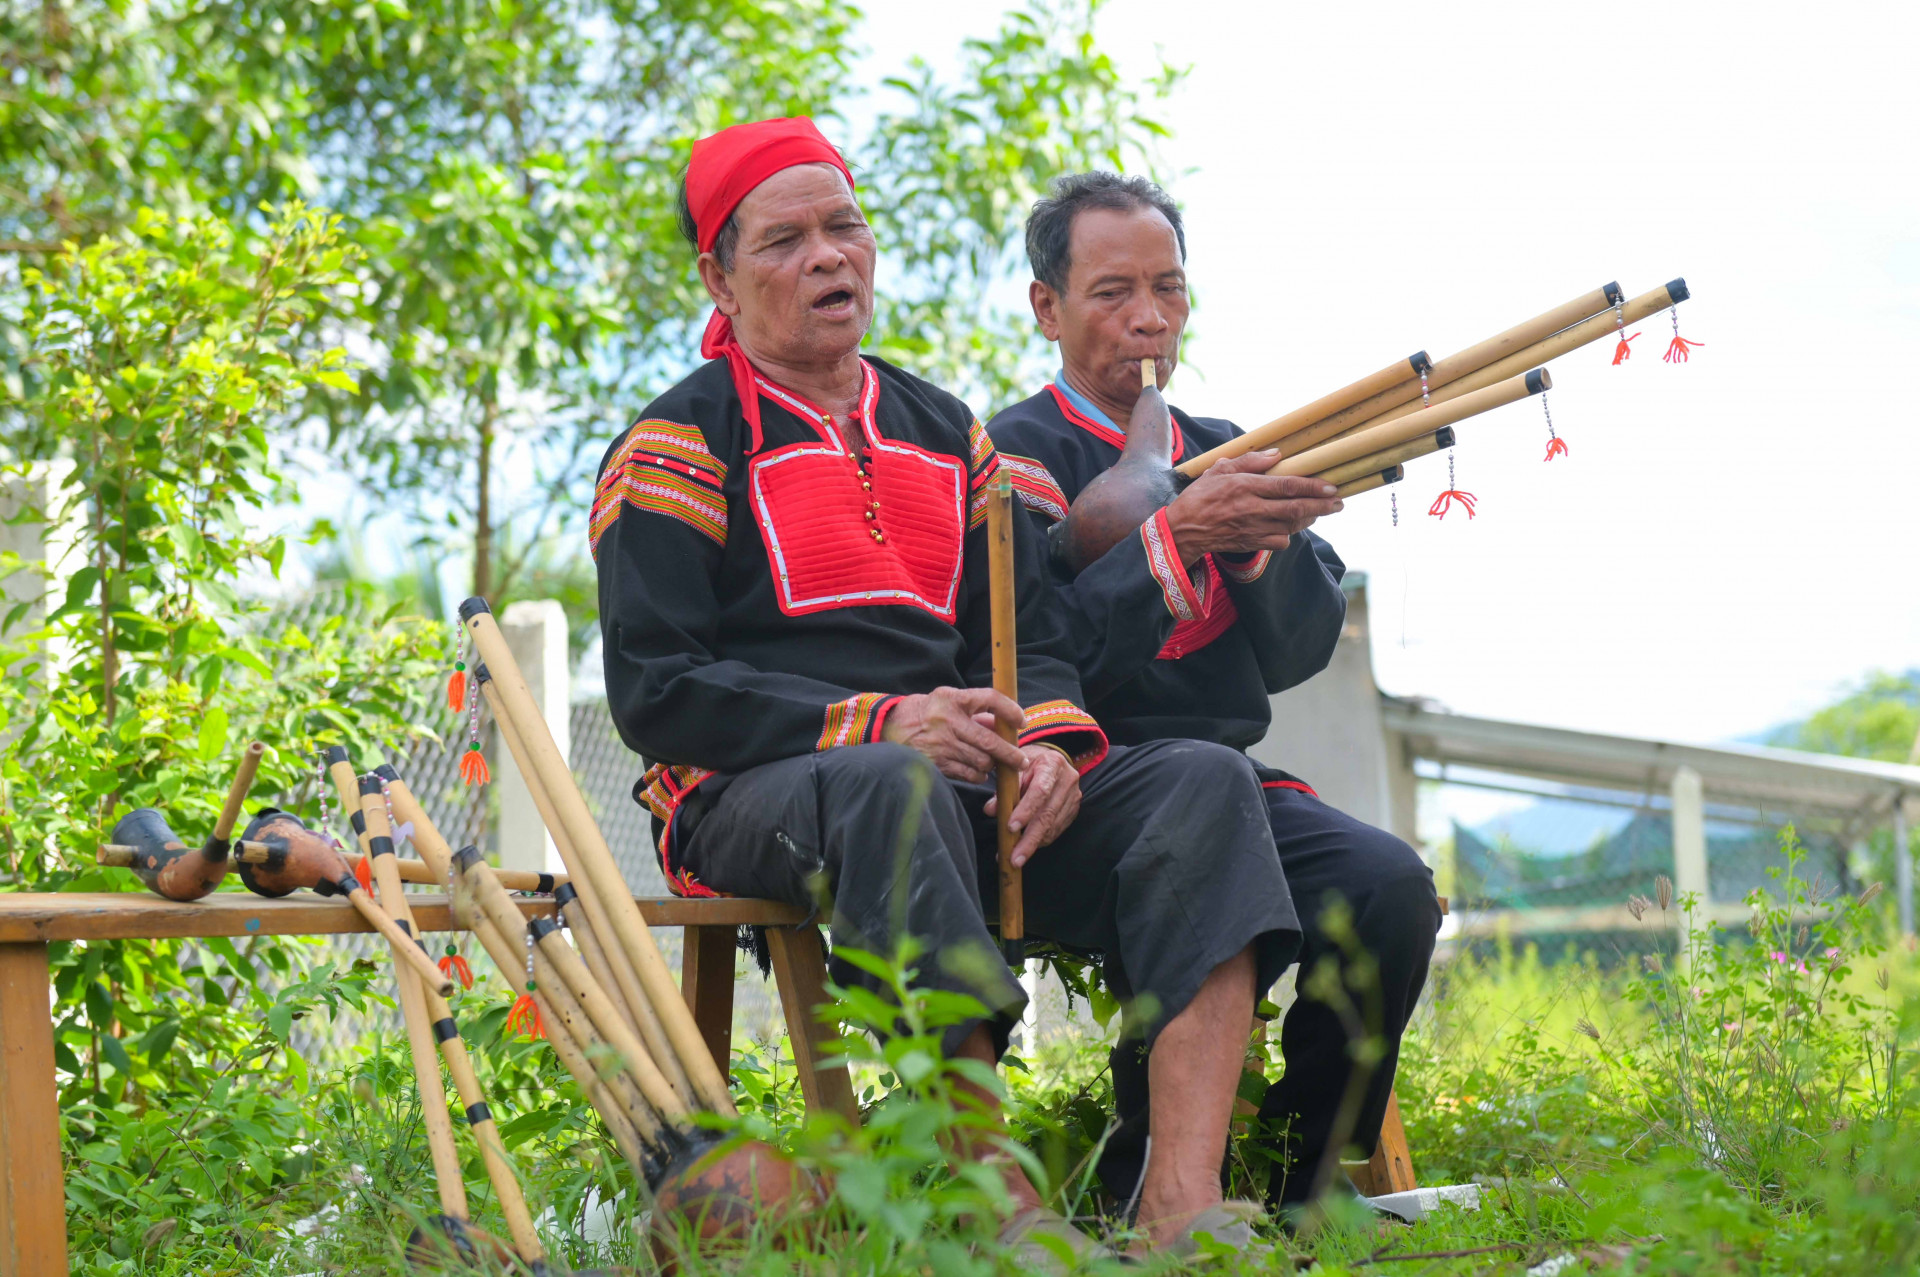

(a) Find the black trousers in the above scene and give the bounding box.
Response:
[672,740,1300,1059]
[1099,778,1442,1209]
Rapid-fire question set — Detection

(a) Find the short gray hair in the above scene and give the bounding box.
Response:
[1025,171,1185,292]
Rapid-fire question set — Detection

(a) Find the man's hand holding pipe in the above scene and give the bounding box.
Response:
[1163,450,1343,566]
[984,744,1081,869]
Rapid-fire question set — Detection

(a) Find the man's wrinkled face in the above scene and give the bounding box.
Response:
[1031,205,1189,409]
[698,163,877,368]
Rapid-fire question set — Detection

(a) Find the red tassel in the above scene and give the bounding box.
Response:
[1611,332,1639,365]
[438,952,474,990]
[353,856,374,894]
[1428,489,1478,520]
[1544,437,1569,462]
[446,666,467,712]
[507,992,544,1040]
[1663,334,1704,364]
[459,743,489,786]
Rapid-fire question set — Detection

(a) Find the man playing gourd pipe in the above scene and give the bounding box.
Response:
[595,118,1299,1255]
[987,172,1444,1213]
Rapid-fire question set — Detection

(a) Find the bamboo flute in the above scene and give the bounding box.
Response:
[1316,280,1687,446]
[986,465,1023,968]
[460,597,735,1117]
[1176,350,1430,472]
[1201,281,1625,468]
[476,667,662,1071]
[349,773,546,1266]
[1334,466,1402,498]
[1314,426,1455,487]
[1272,369,1548,480]
[322,764,465,1221]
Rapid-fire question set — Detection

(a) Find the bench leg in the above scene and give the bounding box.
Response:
[1353,1088,1417,1196]
[0,942,67,1277]
[680,924,737,1077]
[765,926,857,1125]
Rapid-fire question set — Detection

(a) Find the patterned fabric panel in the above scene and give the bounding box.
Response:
[998,453,1069,523]
[967,416,997,478]
[1016,698,1110,774]
[636,762,721,898]
[818,693,900,751]
[1218,550,1272,584]
[1139,508,1204,622]
[1157,555,1238,660]
[591,420,729,556]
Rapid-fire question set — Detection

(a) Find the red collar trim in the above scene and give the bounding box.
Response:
[1044,382,1186,463]
[751,360,881,450]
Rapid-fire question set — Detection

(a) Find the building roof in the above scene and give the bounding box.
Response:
[1384,697,1920,824]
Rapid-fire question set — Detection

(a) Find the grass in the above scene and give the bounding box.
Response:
[72,834,1920,1274]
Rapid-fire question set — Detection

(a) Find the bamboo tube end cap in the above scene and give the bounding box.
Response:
[1666,277,1690,304]
[1525,368,1552,394]
[1409,350,1432,375]
[1604,281,1624,304]
[458,596,492,622]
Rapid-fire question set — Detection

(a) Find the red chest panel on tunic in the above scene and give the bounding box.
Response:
[749,435,967,621]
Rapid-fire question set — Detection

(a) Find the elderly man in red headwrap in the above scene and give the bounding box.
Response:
[593,118,1302,1258]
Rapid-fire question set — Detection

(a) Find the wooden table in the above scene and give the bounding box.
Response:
[0,890,833,1277]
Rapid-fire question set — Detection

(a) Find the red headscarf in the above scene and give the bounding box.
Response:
[686,117,857,452]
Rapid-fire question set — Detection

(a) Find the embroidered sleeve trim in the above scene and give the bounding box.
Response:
[591,421,729,558]
[1017,699,1110,774]
[1140,508,1205,622]
[1218,550,1272,584]
[998,453,1069,523]
[818,693,901,751]
[967,416,997,479]
[637,763,722,898]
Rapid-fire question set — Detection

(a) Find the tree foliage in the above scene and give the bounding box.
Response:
[2,0,1172,602]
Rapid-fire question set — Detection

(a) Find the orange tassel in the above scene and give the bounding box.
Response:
[353,856,374,894]
[1428,489,1478,520]
[506,991,543,1040]
[438,950,474,990]
[459,743,489,786]
[446,666,467,712]
[1544,437,1569,462]
[1663,334,1704,363]
[1611,332,1639,365]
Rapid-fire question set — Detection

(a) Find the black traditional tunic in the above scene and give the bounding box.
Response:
[987,383,1350,753]
[594,356,1300,1059]
[593,356,1106,896]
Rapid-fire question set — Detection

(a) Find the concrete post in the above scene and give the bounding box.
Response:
[496,600,570,875]
[1896,800,1914,939]
[1671,766,1708,963]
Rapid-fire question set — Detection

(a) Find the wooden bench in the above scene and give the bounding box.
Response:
[0,891,1420,1275]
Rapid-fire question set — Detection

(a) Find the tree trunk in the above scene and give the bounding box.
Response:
[473,401,495,600]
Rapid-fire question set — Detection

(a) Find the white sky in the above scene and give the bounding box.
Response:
[864,0,1920,749]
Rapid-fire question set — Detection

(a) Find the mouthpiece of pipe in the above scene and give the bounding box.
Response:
[1524,368,1551,395]
[1140,359,1155,389]
[1665,278,1689,304]
[1409,350,1432,375]
[98,845,138,867]
[236,839,276,863]
[458,597,492,622]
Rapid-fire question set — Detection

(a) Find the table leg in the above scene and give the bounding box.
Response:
[0,942,66,1277]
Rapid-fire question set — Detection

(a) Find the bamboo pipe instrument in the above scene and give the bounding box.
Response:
[341,774,468,1224]
[986,467,1023,968]
[1314,427,1455,487]
[233,810,454,996]
[1270,369,1549,481]
[1334,466,1402,499]
[373,761,657,1170]
[1176,350,1431,473]
[454,844,690,1123]
[1048,356,1177,575]
[475,666,659,1061]
[551,880,641,1039]
[346,852,562,895]
[98,742,268,901]
[332,759,547,1266]
[450,867,659,1176]
[459,596,735,1116]
[1229,281,1627,463]
[1317,280,1688,447]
